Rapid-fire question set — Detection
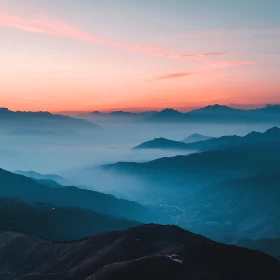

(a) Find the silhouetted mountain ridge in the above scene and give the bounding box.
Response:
[74,104,280,123]
[183,133,213,143]
[134,127,280,151]
[133,137,191,150]
[0,108,101,134]
[0,224,279,279]
[0,168,161,223]
[0,197,140,241]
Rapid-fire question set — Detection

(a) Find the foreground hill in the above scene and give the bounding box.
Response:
[0,197,140,241]
[236,237,280,259]
[0,168,160,223]
[0,224,279,280]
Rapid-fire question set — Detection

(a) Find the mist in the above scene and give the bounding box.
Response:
[0,120,277,202]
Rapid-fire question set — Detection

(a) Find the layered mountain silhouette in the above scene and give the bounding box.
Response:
[183,133,213,143]
[144,104,280,123]
[133,127,280,151]
[79,104,280,123]
[0,197,140,241]
[107,141,280,180]
[14,170,67,185]
[133,137,192,150]
[181,169,280,240]
[6,104,280,125]
[78,110,156,122]
[104,141,280,237]
[181,126,280,151]
[0,107,101,134]
[0,168,161,223]
[1,224,279,280]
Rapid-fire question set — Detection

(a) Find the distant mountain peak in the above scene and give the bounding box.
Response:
[0,107,10,113]
[154,137,168,141]
[266,126,280,134]
[190,133,205,137]
[160,108,181,113]
[183,133,213,144]
[203,104,233,110]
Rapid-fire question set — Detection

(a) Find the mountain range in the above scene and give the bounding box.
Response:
[0,197,140,241]
[133,137,192,150]
[104,140,280,240]
[14,170,67,185]
[133,127,280,151]
[77,104,280,123]
[1,224,279,280]
[0,168,163,223]
[78,110,156,123]
[144,104,280,123]
[106,141,280,183]
[0,108,101,134]
[183,133,213,143]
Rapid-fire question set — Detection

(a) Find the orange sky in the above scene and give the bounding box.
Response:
[0,1,279,112]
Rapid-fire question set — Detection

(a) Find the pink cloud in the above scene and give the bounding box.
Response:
[152,72,194,80]
[205,60,257,69]
[0,14,230,60]
[182,52,229,57]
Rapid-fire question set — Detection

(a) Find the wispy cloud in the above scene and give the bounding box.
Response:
[181,52,229,58]
[152,60,257,82]
[0,14,229,60]
[152,72,194,81]
[205,60,257,69]
[25,97,54,101]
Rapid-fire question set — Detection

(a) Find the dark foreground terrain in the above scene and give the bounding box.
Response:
[1,224,280,280]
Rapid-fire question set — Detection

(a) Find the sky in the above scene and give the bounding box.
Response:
[0,0,279,112]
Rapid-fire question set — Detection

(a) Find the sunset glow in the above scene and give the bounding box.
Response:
[0,1,279,112]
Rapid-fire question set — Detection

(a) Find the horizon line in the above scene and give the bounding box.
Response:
[2,103,280,116]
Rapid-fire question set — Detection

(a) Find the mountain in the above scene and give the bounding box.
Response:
[103,142,280,210]
[0,197,140,241]
[144,108,184,122]
[176,126,280,151]
[143,104,280,123]
[183,133,213,143]
[0,224,279,280]
[133,137,191,150]
[184,169,280,240]
[78,110,156,123]
[105,142,280,181]
[188,104,241,115]
[0,168,161,223]
[75,104,280,124]
[236,237,280,259]
[133,132,215,151]
[143,105,241,122]
[0,107,101,134]
[14,170,67,185]
[104,148,280,240]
